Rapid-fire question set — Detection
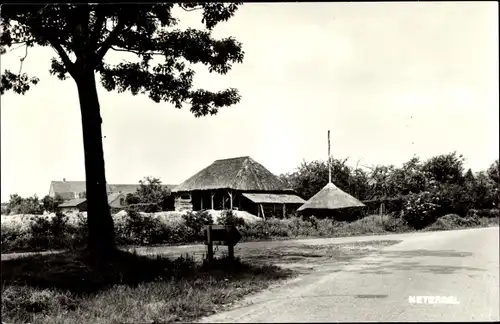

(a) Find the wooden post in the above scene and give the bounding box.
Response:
[328,130,332,184]
[282,204,286,218]
[201,193,204,210]
[206,225,214,262]
[228,243,234,260]
[260,204,266,220]
[211,190,214,209]
[238,194,241,210]
[228,190,233,210]
[222,195,225,209]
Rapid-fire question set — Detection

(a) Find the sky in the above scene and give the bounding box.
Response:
[1,2,499,202]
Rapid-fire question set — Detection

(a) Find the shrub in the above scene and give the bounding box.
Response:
[29,216,52,250]
[219,210,245,228]
[182,210,214,241]
[401,191,441,229]
[425,214,479,231]
[468,208,500,219]
[127,203,162,213]
[71,212,89,247]
[123,209,165,245]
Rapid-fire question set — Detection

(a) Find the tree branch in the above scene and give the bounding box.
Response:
[109,45,163,56]
[179,5,203,12]
[90,11,106,51]
[49,40,76,77]
[18,44,28,75]
[94,19,127,63]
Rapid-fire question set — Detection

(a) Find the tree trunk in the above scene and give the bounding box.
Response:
[75,68,115,256]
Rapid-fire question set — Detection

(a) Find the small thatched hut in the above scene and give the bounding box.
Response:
[172,156,305,218]
[297,182,366,220]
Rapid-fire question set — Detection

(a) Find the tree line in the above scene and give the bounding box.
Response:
[279,152,499,217]
[3,152,498,218]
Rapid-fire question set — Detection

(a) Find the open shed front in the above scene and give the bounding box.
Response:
[175,190,305,218]
[176,189,242,211]
[241,193,305,219]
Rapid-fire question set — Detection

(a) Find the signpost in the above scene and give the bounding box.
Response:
[203,224,242,262]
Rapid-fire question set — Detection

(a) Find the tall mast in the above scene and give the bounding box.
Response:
[328,130,331,183]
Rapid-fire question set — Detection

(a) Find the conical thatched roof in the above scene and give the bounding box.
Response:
[172,156,291,193]
[297,182,365,211]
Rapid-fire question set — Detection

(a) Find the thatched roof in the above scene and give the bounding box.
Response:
[297,182,365,211]
[172,156,291,193]
[242,193,305,205]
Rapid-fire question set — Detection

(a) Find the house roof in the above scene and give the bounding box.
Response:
[58,193,126,208]
[297,182,365,212]
[50,181,176,195]
[108,192,125,208]
[242,193,305,205]
[50,181,111,194]
[59,198,87,208]
[172,156,292,193]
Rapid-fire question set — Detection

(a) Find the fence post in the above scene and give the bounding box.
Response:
[227,243,234,260]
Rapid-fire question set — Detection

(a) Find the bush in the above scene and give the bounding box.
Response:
[123,209,165,245]
[182,210,213,241]
[401,192,441,229]
[468,208,500,219]
[425,214,479,231]
[219,210,245,227]
[127,203,162,213]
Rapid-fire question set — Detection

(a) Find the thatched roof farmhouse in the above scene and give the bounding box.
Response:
[172,156,305,218]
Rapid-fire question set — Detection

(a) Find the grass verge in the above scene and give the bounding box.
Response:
[1,249,293,324]
[1,239,399,323]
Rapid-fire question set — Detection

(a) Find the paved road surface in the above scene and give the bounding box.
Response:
[0,230,434,260]
[199,227,500,322]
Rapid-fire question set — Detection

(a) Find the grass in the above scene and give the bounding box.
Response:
[1,249,293,324]
[1,239,399,323]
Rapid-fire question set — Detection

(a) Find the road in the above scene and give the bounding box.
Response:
[199,227,500,322]
[0,230,429,261]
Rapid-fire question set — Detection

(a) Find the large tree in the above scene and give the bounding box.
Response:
[1,4,244,255]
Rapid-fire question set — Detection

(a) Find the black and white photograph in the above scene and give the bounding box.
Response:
[1,2,498,323]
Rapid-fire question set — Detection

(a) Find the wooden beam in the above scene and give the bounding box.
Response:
[260,204,266,220]
[211,190,214,209]
[283,204,286,218]
[228,190,233,210]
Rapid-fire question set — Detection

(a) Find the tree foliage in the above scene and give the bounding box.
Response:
[487,159,500,185]
[0,3,244,113]
[0,3,244,253]
[6,194,44,215]
[281,152,498,217]
[421,151,465,185]
[41,194,64,213]
[126,176,174,211]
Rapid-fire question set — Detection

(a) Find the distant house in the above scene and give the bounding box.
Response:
[58,198,87,213]
[57,192,128,213]
[49,179,177,201]
[171,156,305,218]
